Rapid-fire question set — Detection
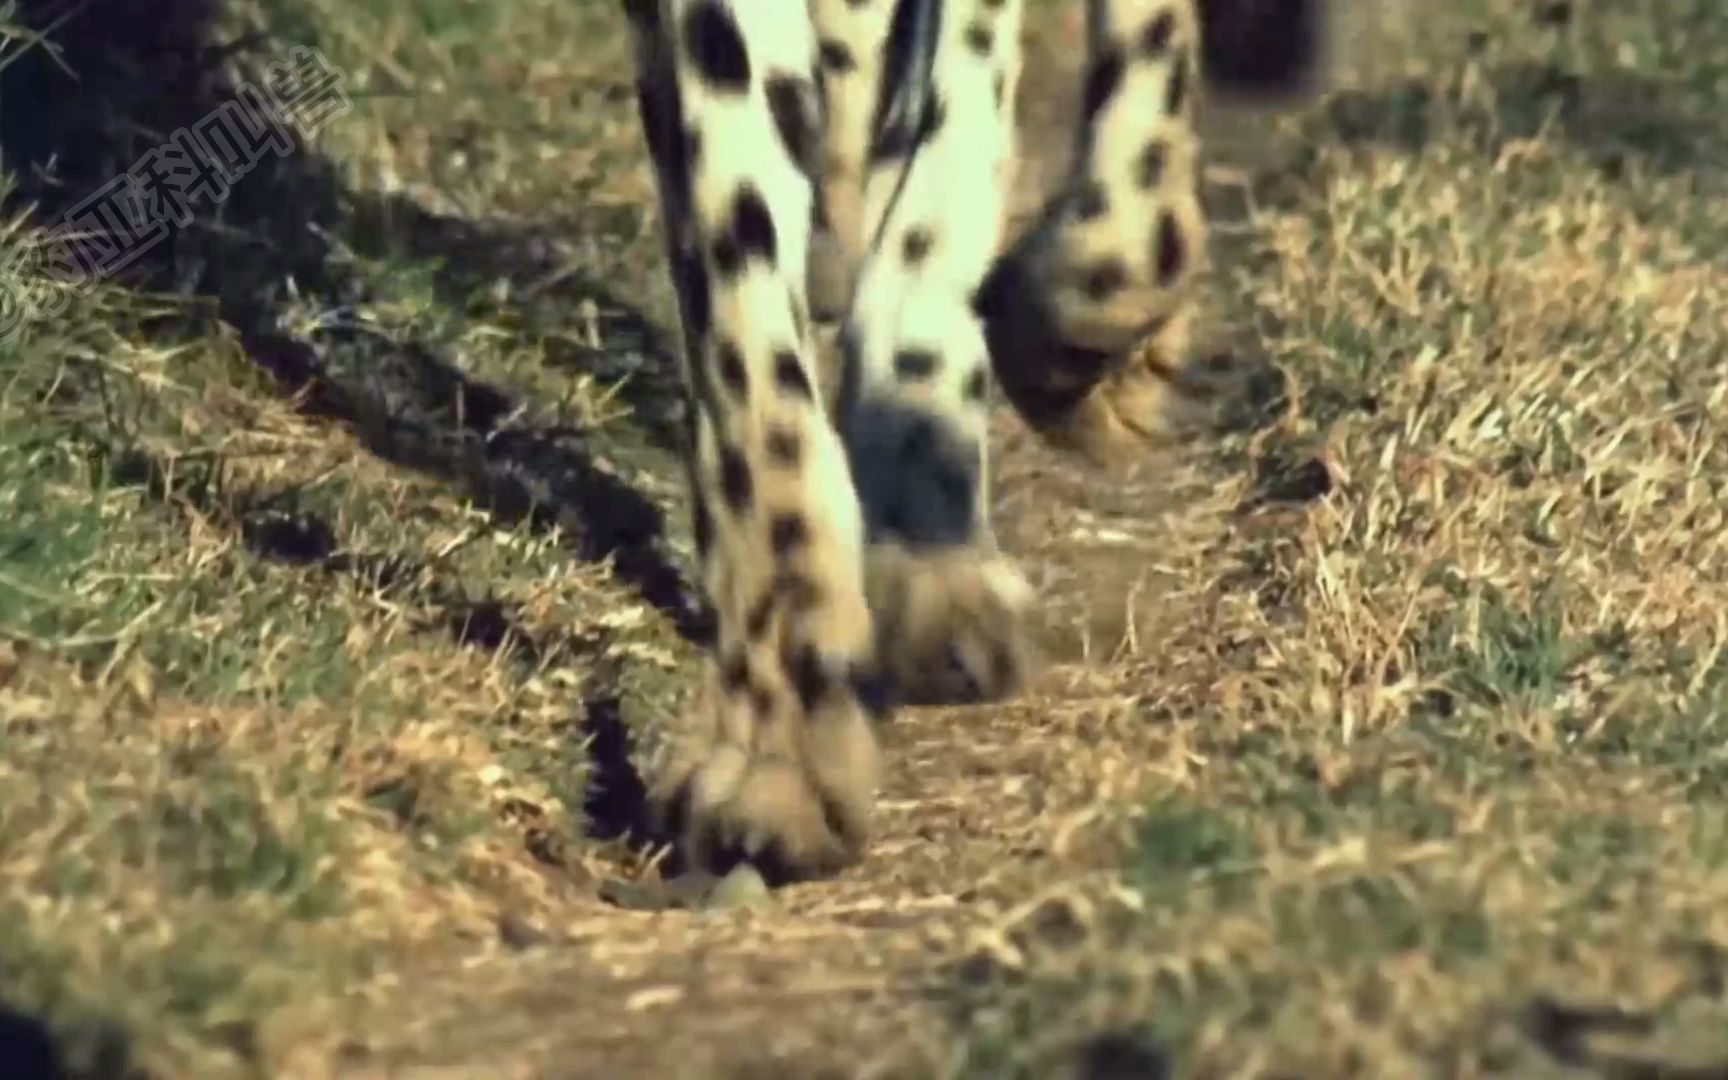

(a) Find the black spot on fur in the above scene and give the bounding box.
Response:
[1135,139,1168,189]
[716,338,748,397]
[693,493,715,556]
[769,512,809,557]
[681,1,751,92]
[1081,47,1125,124]
[721,649,752,692]
[1139,10,1176,56]
[964,366,988,403]
[746,591,775,639]
[766,75,821,178]
[1082,258,1128,301]
[774,349,815,400]
[766,425,802,466]
[923,95,947,138]
[1155,210,1185,284]
[711,237,741,276]
[719,445,753,513]
[710,185,778,278]
[893,347,939,380]
[964,21,993,57]
[818,38,855,72]
[787,643,833,712]
[1166,52,1190,114]
[901,226,934,265]
[1073,179,1108,219]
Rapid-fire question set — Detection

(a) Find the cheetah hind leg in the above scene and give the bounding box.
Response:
[812,0,1041,708]
[976,0,1300,466]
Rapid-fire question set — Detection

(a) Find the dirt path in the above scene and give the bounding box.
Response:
[338,14,1311,1078]
[348,453,1243,1079]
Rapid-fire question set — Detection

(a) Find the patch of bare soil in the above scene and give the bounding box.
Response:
[336,16,1306,1080]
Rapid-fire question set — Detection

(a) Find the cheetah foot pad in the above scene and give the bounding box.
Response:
[979,260,1288,464]
[1060,333,1291,464]
[866,541,1039,708]
[659,689,881,886]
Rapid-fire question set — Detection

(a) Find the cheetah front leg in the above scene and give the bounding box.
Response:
[624,0,884,883]
[811,0,1037,706]
[976,0,1217,464]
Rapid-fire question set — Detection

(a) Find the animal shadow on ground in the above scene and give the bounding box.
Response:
[0,1003,68,1080]
[1246,34,1727,213]
[1,0,680,857]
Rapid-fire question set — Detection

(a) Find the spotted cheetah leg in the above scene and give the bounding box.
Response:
[977,0,1217,464]
[807,0,1037,706]
[624,0,884,882]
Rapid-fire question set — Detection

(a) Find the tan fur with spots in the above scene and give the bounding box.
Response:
[622,0,1315,883]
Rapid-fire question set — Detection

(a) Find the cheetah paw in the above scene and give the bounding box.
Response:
[977,253,1288,466]
[1062,322,1291,463]
[656,675,881,885]
[865,540,1038,707]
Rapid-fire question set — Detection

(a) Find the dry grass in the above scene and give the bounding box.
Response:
[2,0,1727,1076]
[0,186,684,1076]
[958,3,1728,1074]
